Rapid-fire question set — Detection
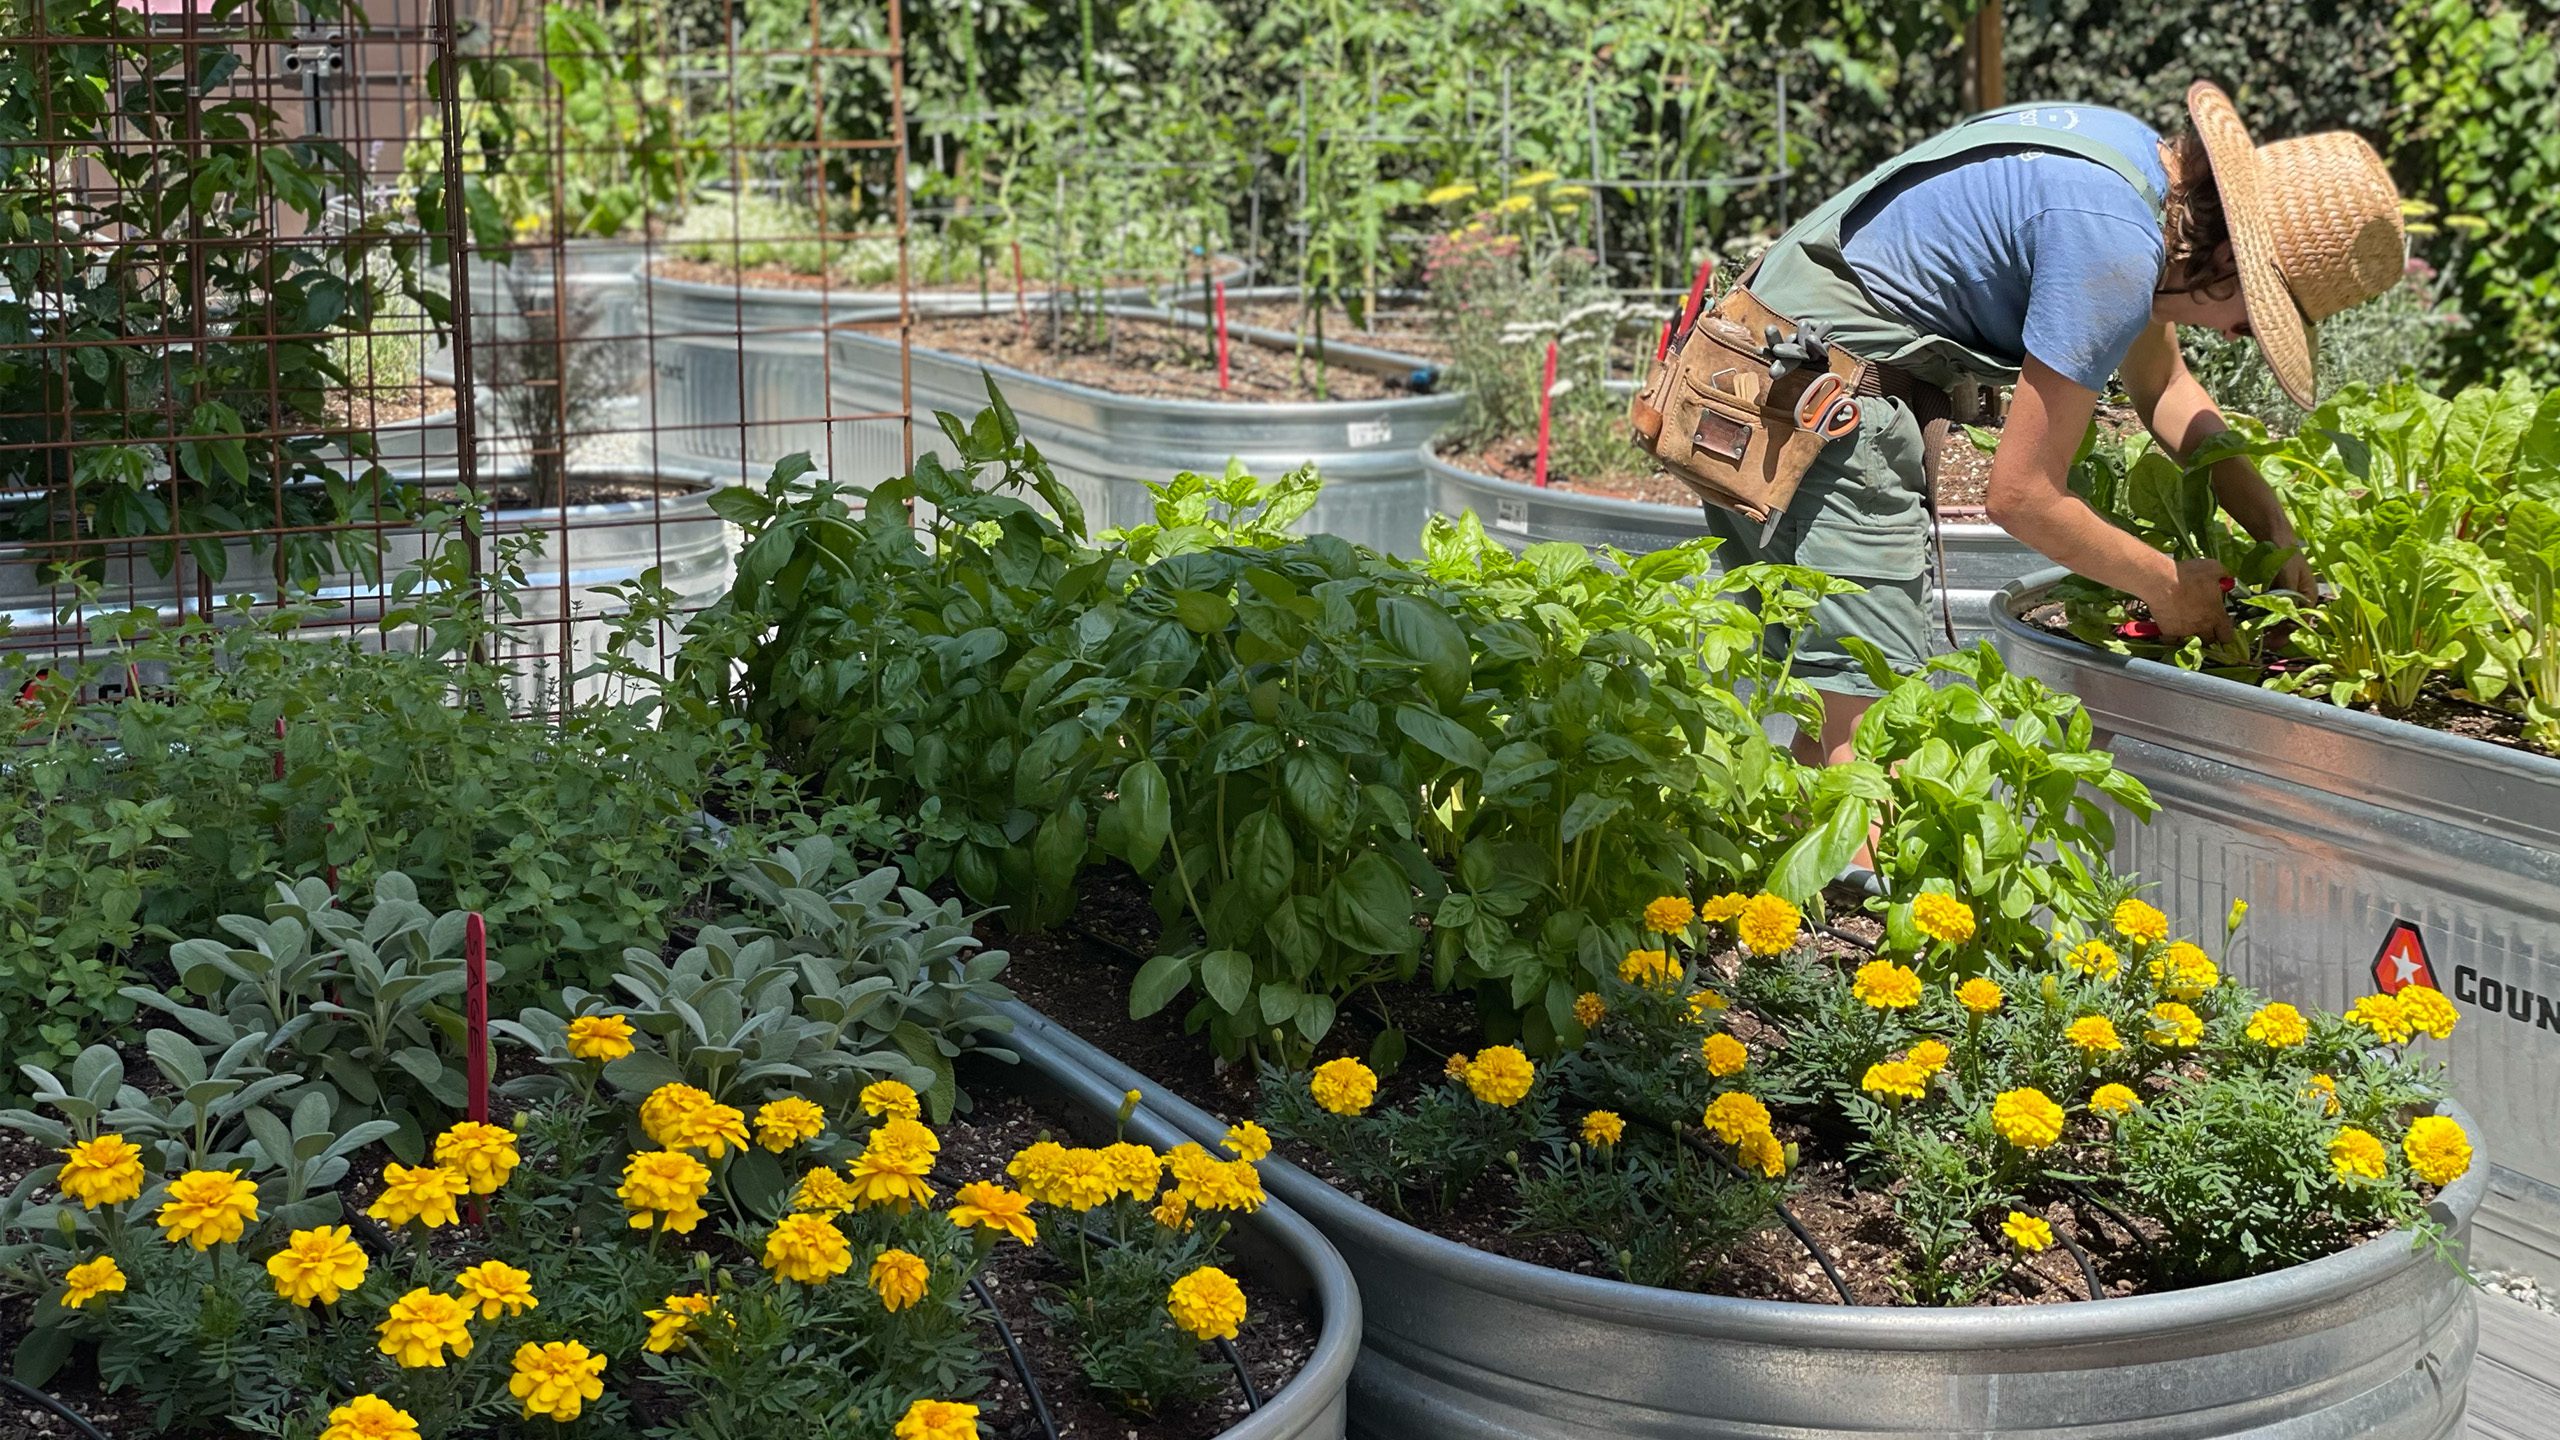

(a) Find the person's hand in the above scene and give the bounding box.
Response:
[2273,546,2319,600]
[2146,557,2238,645]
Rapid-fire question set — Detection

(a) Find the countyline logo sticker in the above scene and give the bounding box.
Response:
[2371,919,2437,994]
[2391,913,2560,1036]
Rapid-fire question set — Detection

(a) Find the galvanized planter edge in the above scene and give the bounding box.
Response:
[998,998,2481,1439]
[999,1011,1359,1440]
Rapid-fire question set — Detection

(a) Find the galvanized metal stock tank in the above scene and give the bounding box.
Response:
[1003,1000,2481,1440]
[1423,446,2039,651]
[826,309,1462,555]
[1994,571,2560,1282]
[998,1013,1359,1440]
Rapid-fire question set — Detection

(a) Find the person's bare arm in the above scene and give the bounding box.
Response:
[2119,321,2316,594]
[1987,354,2236,643]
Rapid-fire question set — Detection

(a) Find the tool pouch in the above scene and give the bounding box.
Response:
[1627,286,1860,525]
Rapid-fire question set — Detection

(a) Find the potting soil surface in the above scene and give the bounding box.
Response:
[1211,299,1448,365]
[653,256,1232,298]
[908,313,1416,405]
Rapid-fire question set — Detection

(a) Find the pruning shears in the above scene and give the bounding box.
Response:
[1794,371,1860,442]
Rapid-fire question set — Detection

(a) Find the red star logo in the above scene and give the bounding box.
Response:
[2370,920,2437,994]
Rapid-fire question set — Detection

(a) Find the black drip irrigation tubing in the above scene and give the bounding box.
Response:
[1060,1218,1264,1413]
[2052,1221,2105,1300]
[1631,1108,1855,1307]
[970,1274,1065,1440]
[2,1378,110,1440]
[2066,1179,2154,1253]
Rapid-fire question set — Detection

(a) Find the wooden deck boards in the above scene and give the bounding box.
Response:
[2471,1292,2560,1440]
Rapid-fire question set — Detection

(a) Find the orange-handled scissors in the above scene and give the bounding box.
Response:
[1794,372,1860,440]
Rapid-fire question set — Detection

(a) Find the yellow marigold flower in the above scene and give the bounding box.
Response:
[377,1288,473,1369]
[1737,893,1802,957]
[1906,1039,1951,1075]
[1644,895,1696,934]
[1180,1156,1267,1215]
[1957,977,2005,1014]
[1006,1141,1068,1197]
[1688,989,1729,1020]
[1701,1032,1749,1077]
[1852,959,1923,1010]
[894,1399,981,1440]
[2090,1083,2142,1116]
[2111,898,2169,946]
[860,1079,923,1122]
[2147,1001,2204,1049]
[1702,1091,1773,1144]
[618,1149,712,1233]
[1991,1088,2065,1150]
[2148,942,2220,1000]
[367,1162,465,1230]
[848,1139,939,1212]
[2395,985,2458,1040]
[1167,1265,1249,1341]
[320,1395,417,1440]
[639,1082,714,1147]
[670,1100,751,1160]
[1737,1128,1787,1178]
[1102,1141,1164,1200]
[1619,947,1679,988]
[1422,181,1479,205]
[508,1340,605,1422]
[1699,892,1750,924]
[434,1121,520,1196]
[2227,898,2250,932]
[1464,1044,1536,1107]
[564,1013,634,1062]
[1580,1110,1625,1147]
[1309,1057,1378,1116]
[2065,1015,2122,1054]
[794,1164,854,1216]
[267,1224,368,1307]
[755,1097,828,1153]
[870,1247,930,1312]
[1443,1051,1473,1082]
[455,1260,537,1320]
[764,1212,853,1283]
[1913,891,1977,945]
[61,1255,124,1309]
[1223,1121,1272,1162]
[870,1116,942,1162]
[644,1293,714,1353]
[2001,1210,2054,1254]
[2245,1002,2309,1048]
[56,1134,144,1210]
[2307,1073,2340,1115]
[949,1181,1038,1246]
[2344,992,2414,1044]
[2064,939,2121,979]
[2329,1126,2388,1180]
[1153,1191,1193,1231]
[158,1168,260,1249]
[1030,1148,1112,1211]
[1572,991,1606,1029]
[1861,1060,1928,1103]
[2403,1115,2472,1187]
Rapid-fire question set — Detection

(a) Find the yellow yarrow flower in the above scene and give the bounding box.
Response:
[267,1225,368,1307]
[2329,1126,2388,1180]
[1851,959,1923,1010]
[1168,1265,1249,1341]
[377,1288,473,1369]
[1702,1091,1773,1144]
[1861,1060,1928,1103]
[1309,1057,1377,1116]
[1422,181,1479,205]
[2111,898,2169,945]
[644,1292,715,1354]
[2244,1002,2309,1048]
[434,1122,521,1195]
[1223,1120,1273,1162]
[508,1340,606,1422]
[1736,894,1802,956]
[1913,891,1976,945]
[1511,169,1561,189]
[870,1247,930,1311]
[2344,992,2414,1043]
[455,1260,537,1320]
[2001,1210,2054,1254]
[1701,1032,1749,1077]
[2063,939,2121,979]
[618,1149,712,1233]
[2394,985,2458,1040]
[1991,1088,2065,1150]
[1958,977,2005,1014]
[860,1080,923,1122]
[949,1181,1038,1246]
[2090,1083,2142,1116]
[2147,1001,2204,1049]
[2402,1115,2472,1187]
[1464,1045,1535,1106]
[56,1134,145,1210]
[1573,991,1606,1029]
[2065,1015,2122,1054]
[1619,947,1679,987]
[319,1395,418,1440]
[1492,192,1536,214]
[1645,895,1697,933]
[1580,1110,1625,1147]
[61,1255,125,1309]
[564,1013,635,1062]
[763,1212,854,1283]
[755,1097,828,1152]
[158,1169,260,1248]
[894,1399,981,1440]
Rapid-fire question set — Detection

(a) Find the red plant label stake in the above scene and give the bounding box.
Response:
[1533,339,1559,488]
[464,914,490,1124]
[1214,281,1232,391]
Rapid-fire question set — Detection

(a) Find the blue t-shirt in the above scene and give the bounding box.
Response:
[1838,105,2169,393]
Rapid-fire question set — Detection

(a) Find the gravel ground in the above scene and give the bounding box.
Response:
[2485,1269,2558,1315]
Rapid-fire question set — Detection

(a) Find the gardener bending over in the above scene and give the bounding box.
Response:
[1695,83,2405,765]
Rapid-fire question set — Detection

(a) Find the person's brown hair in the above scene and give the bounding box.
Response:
[2160,125,2233,293]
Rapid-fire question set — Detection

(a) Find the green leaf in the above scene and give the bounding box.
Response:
[1767,798,1872,903]
[1394,703,1492,773]
[1329,852,1418,955]
[1557,791,1630,846]
[1200,950,1253,1015]
[1117,760,1171,874]
[1129,953,1194,1018]
[1376,594,1472,701]
[1232,809,1296,910]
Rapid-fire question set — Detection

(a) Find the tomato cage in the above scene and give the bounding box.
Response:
[0,0,913,715]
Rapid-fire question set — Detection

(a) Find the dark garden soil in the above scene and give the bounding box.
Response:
[1440,436,1682,506]
[652,254,1234,299]
[998,870,2204,1309]
[905,313,1419,406]
[0,1087,1313,1440]
[1210,299,1448,365]
[330,383,456,430]
[2017,600,2553,758]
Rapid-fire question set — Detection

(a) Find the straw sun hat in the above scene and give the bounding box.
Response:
[2185,81,2406,409]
